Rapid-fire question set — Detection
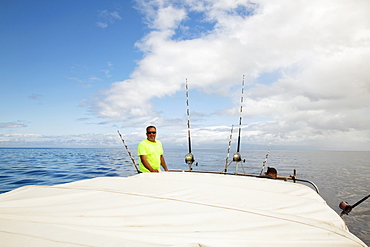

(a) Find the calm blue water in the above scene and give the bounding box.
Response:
[0,148,369,245]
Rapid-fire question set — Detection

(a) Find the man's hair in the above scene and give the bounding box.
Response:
[146,126,156,132]
[266,167,277,175]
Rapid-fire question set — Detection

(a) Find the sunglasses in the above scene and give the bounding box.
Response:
[147,131,156,134]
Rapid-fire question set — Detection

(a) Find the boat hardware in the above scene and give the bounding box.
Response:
[288,169,319,193]
[293,178,320,194]
[117,130,140,173]
[339,193,370,217]
[169,169,320,194]
[290,169,297,183]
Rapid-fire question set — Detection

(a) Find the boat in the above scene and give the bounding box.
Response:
[0,170,367,246]
[0,80,367,246]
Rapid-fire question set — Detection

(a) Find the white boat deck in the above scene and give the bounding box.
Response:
[0,172,367,246]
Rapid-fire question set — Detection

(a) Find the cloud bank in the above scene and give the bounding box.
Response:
[90,0,370,150]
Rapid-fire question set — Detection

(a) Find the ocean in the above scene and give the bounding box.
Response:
[0,148,369,245]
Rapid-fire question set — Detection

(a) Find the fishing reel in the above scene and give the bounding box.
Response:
[339,201,353,216]
[232,152,245,163]
[338,194,369,217]
[185,153,198,171]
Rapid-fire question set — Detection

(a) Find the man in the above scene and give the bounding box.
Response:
[137,126,168,173]
[262,167,277,179]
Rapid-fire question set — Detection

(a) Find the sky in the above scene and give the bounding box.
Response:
[1,0,370,151]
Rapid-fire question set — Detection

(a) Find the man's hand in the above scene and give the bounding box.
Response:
[140,155,158,172]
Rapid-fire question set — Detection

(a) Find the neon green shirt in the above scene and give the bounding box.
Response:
[137,139,164,173]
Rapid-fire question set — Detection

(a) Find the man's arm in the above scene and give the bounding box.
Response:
[160,155,168,171]
[140,155,159,172]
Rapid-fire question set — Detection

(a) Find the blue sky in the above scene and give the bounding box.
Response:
[1,0,370,151]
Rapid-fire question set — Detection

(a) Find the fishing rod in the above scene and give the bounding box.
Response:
[117,130,140,173]
[259,150,270,175]
[236,75,244,154]
[339,193,370,217]
[184,79,197,170]
[233,76,246,173]
[224,125,234,173]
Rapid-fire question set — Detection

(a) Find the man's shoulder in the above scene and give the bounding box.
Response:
[138,139,162,148]
[138,139,160,145]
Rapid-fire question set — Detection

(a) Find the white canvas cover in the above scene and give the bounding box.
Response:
[0,172,367,246]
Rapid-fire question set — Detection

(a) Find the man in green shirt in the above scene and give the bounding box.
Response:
[137,126,168,173]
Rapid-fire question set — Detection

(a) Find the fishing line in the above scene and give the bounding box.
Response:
[184,79,197,170]
[117,130,140,173]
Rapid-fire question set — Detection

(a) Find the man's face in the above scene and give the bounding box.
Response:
[146,127,157,142]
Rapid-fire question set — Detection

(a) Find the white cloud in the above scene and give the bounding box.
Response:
[0,122,27,129]
[0,133,125,148]
[96,10,122,28]
[92,0,370,150]
[96,22,108,28]
[28,94,43,100]
[101,62,113,78]
[3,133,42,138]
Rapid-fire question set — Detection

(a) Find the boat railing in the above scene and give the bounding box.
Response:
[168,169,320,194]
